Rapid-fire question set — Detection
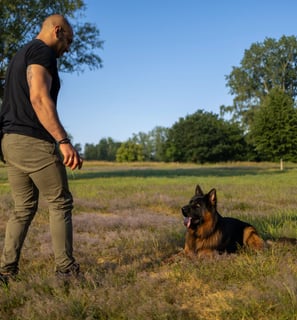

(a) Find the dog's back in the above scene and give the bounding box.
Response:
[214,216,264,253]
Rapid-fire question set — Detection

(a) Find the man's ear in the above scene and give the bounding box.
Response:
[54,26,63,39]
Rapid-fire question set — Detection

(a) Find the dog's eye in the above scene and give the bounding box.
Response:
[192,202,200,208]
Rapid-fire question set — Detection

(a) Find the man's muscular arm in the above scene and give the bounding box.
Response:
[27,64,82,170]
[27,64,67,141]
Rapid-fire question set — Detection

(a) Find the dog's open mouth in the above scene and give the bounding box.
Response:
[184,217,192,228]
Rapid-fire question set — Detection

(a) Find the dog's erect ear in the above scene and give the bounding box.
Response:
[208,188,217,207]
[195,185,204,196]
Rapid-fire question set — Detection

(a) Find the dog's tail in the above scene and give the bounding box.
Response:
[266,237,297,246]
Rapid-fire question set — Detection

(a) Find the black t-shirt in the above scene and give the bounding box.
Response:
[0,39,60,142]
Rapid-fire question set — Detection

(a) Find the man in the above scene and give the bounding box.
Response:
[0,14,83,284]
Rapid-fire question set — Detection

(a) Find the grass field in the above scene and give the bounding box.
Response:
[1,161,297,319]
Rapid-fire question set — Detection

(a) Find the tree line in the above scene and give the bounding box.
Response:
[82,97,297,163]
[82,111,247,163]
[2,2,297,163]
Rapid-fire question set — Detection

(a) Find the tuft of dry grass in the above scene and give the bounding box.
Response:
[1,162,297,319]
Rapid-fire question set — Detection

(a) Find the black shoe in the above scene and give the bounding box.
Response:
[55,262,80,279]
[0,273,10,286]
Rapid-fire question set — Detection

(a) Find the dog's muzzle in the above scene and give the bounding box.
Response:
[182,205,192,228]
[181,205,190,216]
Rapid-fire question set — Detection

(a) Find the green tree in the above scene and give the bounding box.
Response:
[165,110,247,163]
[83,138,120,161]
[116,141,144,162]
[0,0,103,100]
[97,137,121,161]
[129,126,169,162]
[223,35,297,128]
[249,88,297,162]
[149,126,169,161]
[131,132,153,161]
[130,127,168,161]
[84,143,98,160]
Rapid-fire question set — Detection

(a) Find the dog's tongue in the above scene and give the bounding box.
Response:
[184,217,192,228]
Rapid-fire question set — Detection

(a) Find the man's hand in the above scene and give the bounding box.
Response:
[59,143,83,170]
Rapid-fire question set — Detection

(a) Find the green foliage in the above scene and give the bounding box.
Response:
[116,141,145,162]
[130,126,169,161]
[151,126,169,161]
[83,127,169,162]
[0,0,103,99]
[165,110,247,163]
[84,137,120,161]
[83,143,98,160]
[249,88,297,162]
[224,35,297,127]
[130,131,154,161]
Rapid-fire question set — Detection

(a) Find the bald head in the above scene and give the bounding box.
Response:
[41,14,72,33]
[36,14,73,57]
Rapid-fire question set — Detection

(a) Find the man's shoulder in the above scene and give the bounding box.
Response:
[22,39,56,68]
[25,39,53,55]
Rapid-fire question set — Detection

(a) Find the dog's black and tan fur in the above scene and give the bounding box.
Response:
[182,185,265,256]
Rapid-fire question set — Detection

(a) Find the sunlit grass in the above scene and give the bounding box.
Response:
[1,162,297,319]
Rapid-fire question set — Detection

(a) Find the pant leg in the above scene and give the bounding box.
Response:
[0,166,39,274]
[30,161,75,271]
[1,134,76,273]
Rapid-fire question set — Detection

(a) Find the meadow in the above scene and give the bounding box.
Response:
[1,161,297,319]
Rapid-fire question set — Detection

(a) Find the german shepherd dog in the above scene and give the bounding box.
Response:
[181,185,265,256]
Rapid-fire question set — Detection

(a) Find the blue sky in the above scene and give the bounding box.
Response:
[58,0,297,146]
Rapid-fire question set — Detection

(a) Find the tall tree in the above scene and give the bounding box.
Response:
[131,132,153,161]
[0,0,103,100]
[84,143,98,160]
[165,110,246,163]
[149,126,169,161]
[249,88,297,162]
[130,126,169,161]
[97,137,121,161]
[223,35,297,128]
[83,138,120,161]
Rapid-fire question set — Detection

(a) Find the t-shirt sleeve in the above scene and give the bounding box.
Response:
[26,42,57,76]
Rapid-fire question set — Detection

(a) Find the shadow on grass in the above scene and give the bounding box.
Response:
[69,166,287,180]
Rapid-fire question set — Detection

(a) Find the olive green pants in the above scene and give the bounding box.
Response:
[0,133,76,274]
